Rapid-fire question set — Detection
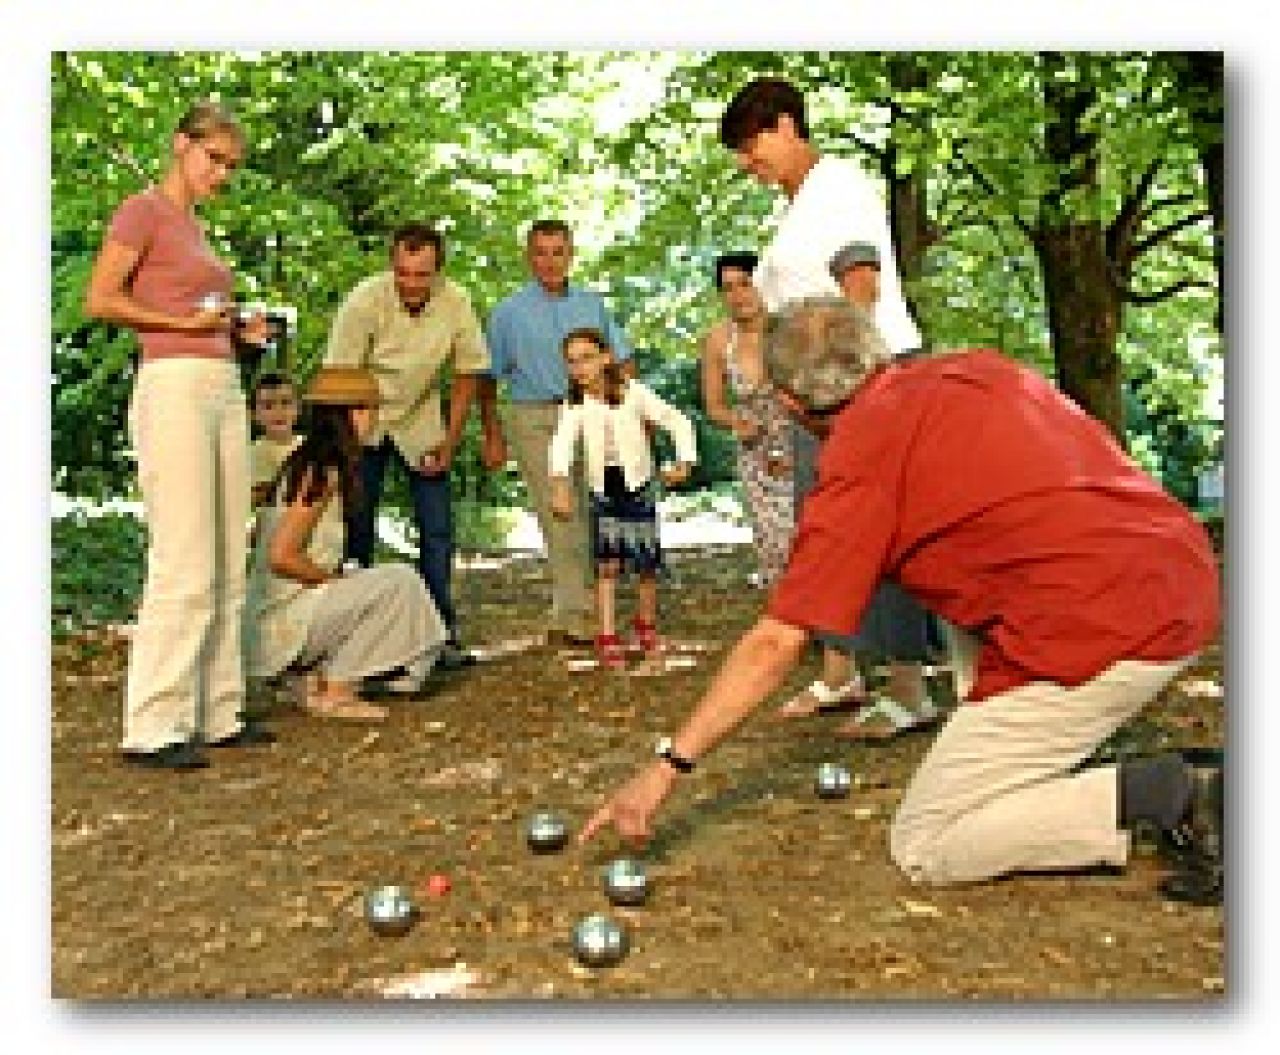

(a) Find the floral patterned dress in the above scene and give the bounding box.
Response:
[725,327,794,587]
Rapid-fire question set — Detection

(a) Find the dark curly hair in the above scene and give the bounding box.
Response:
[713,251,759,289]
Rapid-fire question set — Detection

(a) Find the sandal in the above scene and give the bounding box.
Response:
[834,696,940,742]
[302,695,388,722]
[629,618,663,658]
[595,633,628,672]
[774,679,869,720]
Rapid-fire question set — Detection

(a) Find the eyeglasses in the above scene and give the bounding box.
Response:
[196,140,241,173]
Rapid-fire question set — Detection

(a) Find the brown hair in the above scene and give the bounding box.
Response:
[563,327,626,407]
[719,78,809,149]
[527,219,572,245]
[391,222,446,264]
[175,100,246,147]
[251,370,296,406]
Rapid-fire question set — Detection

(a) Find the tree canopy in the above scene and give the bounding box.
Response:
[51,50,1223,506]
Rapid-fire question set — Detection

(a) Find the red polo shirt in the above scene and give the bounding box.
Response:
[766,350,1220,701]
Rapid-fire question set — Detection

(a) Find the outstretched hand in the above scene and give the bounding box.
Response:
[660,462,691,488]
[418,444,454,476]
[578,762,678,849]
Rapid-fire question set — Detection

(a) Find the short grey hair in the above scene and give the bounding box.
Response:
[764,296,892,412]
[828,241,880,281]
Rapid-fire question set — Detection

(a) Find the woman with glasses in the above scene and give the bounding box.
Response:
[85,100,271,770]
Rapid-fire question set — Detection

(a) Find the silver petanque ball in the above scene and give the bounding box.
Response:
[815,762,853,800]
[363,885,418,937]
[571,913,630,968]
[525,811,569,854]
[602,859,649,907]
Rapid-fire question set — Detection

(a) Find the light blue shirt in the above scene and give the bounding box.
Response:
[485,281,633,401]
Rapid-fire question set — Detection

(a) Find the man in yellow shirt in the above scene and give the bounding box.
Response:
[325,223,500,667]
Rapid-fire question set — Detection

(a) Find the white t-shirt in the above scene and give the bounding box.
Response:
[754,155,922,355]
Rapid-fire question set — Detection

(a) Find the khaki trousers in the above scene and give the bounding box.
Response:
[890,657,1191,885]
[297,564,446,683]
[123,359,249,751]
[506,403,593,633]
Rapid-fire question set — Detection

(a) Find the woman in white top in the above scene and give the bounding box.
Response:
[246,366,446,720]
[549,328,697,670]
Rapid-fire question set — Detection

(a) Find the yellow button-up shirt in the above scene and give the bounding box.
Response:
[324,271,489,463]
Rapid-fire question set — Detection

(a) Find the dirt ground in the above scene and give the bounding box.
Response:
[51,547,1226,1000]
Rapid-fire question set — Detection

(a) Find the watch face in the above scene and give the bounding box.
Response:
[655,737,672,756]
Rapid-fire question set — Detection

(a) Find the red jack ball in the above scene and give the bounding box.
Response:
[425,873,452,897]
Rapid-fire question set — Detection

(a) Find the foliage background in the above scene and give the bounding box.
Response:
[51,51,1223,529]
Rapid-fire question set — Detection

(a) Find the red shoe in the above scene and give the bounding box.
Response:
[595,633,627,671]
[630,618,662,658]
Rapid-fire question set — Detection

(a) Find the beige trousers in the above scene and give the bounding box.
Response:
[506,403,593,633]
[890,657,1192,885]
[123,359,249,751]
[297,565,446,683]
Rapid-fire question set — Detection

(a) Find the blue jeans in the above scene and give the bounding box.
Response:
[345,437,457,642]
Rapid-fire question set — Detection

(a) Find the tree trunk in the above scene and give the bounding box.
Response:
[1036,52,1127,442]
[1035,228,1126,436]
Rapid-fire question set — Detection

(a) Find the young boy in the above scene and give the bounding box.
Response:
[249,371,301,507]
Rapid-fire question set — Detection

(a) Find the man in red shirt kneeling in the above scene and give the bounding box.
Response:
[581,297,1222,906]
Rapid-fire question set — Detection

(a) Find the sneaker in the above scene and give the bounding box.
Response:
[121,740,209,770]
[629,618,662,658]
[595,633,627,672]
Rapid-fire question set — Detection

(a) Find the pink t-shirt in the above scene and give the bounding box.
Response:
[105,189,235,361]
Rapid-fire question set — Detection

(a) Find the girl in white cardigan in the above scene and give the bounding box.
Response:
[549,328,697,670]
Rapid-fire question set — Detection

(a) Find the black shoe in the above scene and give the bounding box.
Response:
[1158,763,1223,905]
[437,642,478,671]
[121,740,209,770]
[1159,863,1223,906]
[207,721,278,748]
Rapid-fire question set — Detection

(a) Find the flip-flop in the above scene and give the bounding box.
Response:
[774,679,870,720]
[834,696,935,742]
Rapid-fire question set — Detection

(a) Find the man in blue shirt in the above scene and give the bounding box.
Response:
[479,219,634,644]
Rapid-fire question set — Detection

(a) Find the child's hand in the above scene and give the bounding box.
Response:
[550,478,573,520]
[731,416,762,444]
[251,481,274,508]
[660,462,690,488]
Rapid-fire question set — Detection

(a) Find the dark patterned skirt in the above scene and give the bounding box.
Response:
[589,466,663,575]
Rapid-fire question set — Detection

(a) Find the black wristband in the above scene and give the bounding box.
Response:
[655,737,696,774]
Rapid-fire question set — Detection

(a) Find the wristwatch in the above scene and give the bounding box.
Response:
[655,736,696,774]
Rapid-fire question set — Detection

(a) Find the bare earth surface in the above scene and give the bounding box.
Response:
[51,547,1225,1000]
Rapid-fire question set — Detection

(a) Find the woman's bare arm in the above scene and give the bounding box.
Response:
[84,239,227,334]
[267,471,338,586]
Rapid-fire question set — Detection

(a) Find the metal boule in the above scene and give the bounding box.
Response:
[363,884,418,937]
[602,859,649,906]
[571,913,629,967]
[525,811,569,854]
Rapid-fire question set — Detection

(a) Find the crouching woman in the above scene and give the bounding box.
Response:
[246,366,446,719]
